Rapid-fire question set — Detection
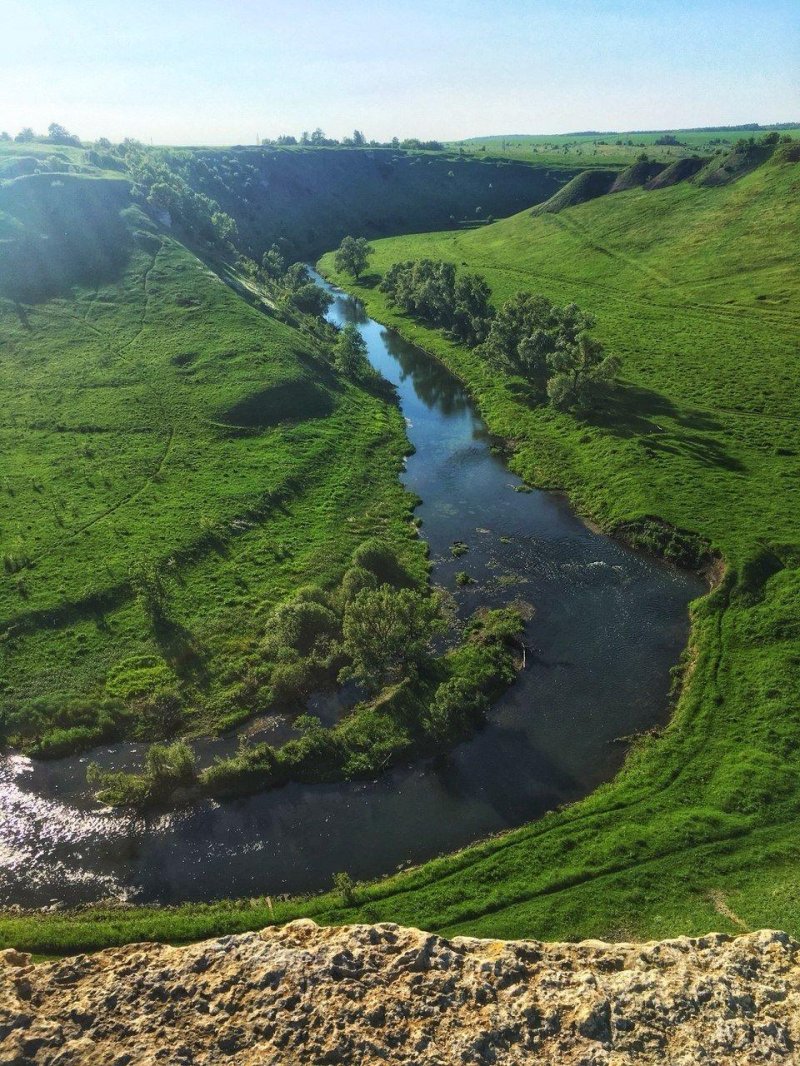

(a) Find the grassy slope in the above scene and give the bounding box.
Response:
[0,170,423,746]
[315,156,800,936]
[3,151,800,955]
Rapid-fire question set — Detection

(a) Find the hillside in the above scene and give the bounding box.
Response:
[309,146,800,943]
[3,921,799,1064]
[2,138,799,959]
[0,166,423,752]
[142,145,584,260]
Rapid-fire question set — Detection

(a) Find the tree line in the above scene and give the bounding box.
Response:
[261,129,444,151]
[378,257,621,413]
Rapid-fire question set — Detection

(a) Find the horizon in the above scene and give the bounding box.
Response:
[1,0,798,145]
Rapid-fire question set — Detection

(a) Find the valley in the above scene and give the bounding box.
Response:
[1,129,798,957]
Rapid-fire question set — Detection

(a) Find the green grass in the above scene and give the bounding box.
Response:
[455,125,800,166]
[3,143,800,957]
[313,150,800,940]
[0,169,424,751]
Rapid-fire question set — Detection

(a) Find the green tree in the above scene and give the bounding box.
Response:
[289,282,333,317]
[47,122,80,146]
[547,333,621,413]
[211,210,238,243]
[341,585,443,690]
[334,236,374,281]
[333,324,369,377]
[15,127,34,143]
[260,244,285,278]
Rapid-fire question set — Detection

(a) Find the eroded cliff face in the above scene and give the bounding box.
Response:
[2,920,798,1064]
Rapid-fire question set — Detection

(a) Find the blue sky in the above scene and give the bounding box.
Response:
[1,0,797,144]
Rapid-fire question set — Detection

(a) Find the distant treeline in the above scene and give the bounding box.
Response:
[2,123,444,154]
[260,129,444,151]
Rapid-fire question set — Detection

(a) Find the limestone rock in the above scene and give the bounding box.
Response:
[1,922,799,1064]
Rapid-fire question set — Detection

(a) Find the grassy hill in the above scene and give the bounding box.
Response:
[0,165,423,753]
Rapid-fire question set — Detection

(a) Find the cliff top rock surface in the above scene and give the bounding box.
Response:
[2,920,799,1065]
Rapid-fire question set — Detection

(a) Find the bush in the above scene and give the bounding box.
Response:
[339,565,378,603]
[88,740,197,809]
[268,660,311,707]
[351,539,409,586]
[267,599,339,656]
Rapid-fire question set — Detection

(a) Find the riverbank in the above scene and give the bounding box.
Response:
[310,153,800,945]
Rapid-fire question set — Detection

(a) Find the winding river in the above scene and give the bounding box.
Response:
[0,274,704,908]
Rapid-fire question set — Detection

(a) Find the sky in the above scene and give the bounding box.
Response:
[1,0,798,145]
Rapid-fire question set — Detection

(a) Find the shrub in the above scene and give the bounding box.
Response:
[339,565,378,603]
[267,599,339,656]
[333,871,357,905]
[351,539,409,586]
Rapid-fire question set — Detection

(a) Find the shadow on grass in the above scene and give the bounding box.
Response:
[219,379,334,431]
[353,273,381,290]
[153,616,209,683]
[587,385,745,473]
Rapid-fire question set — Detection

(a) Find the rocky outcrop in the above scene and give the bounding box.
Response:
[2,921,799,1064]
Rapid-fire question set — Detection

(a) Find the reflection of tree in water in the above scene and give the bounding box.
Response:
[380,329,471,416]
[334,294,369,325]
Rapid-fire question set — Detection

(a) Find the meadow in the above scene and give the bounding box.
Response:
[0,165,425,754]
[2,138,800,956]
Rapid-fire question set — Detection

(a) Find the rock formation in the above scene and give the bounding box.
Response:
[2,920,799,1064]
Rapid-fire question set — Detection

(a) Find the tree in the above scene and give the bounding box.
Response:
[275,134,297,145]
[483,291,561,381]
[47,122,80,146]
[260,244,285,278]
[289,282,333,318]
[452,273,493,346]
[15,127,34,143]
[334,324,369,377]
[0,131,10,141]
[547,334,621,413]
[211,210,238,243]
[334,235,373,281]
[341,585,443,690]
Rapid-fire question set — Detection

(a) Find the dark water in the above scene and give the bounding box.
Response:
[0,274,704,908]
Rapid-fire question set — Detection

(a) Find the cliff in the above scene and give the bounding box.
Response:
[3,920,799,1064]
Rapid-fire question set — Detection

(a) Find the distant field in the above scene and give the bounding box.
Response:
[455,124,800,166]
[0,164,423,750]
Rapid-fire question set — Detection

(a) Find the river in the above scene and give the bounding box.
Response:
[0,273,704,908]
